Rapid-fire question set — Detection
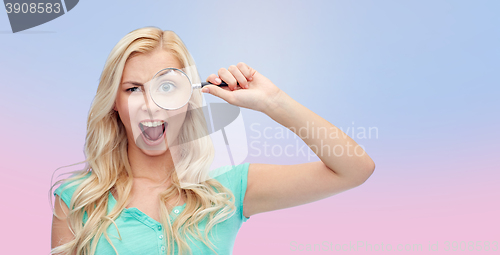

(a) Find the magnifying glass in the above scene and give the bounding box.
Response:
[148,67,232,110]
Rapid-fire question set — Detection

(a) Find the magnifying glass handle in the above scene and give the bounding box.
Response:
[200,81,229,87]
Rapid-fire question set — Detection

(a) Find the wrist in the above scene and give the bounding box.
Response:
[263,89,290,116]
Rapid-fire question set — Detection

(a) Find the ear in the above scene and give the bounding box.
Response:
[113,104,117,111]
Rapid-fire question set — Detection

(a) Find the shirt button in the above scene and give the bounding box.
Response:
[159,235,163,240]
[158,225,162,230]
[174,209,179,214]
[161,246,166,251]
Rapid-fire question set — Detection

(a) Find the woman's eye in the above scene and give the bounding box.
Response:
[159,82,176,92]
[126,87,142,92]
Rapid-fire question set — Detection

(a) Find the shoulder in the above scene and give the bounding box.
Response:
[210,162,250,190]
[53,171,93,209]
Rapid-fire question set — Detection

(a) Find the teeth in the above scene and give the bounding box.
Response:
[141,121,164,127]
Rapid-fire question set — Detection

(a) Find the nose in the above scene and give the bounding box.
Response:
[141,88,162,114]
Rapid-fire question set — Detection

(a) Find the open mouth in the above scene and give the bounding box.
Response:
[139,120,167,141]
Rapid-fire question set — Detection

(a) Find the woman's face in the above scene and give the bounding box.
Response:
[115,49,189,157]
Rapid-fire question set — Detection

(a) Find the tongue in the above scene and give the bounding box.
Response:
[144,125,163,140]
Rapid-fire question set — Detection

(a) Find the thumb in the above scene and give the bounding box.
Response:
[202,85,234,103]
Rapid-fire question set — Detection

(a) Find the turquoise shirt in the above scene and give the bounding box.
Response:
[54,163,251,255]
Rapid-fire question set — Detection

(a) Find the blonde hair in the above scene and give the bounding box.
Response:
[50,27,236,255]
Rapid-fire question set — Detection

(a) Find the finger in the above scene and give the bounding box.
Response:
[206,74,222,85]
[201,85,235,104]
[236,62,255,81]
[218,68,238,91]
[228,65,248,89]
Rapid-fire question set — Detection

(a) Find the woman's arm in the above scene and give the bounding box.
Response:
[203,62,375,218]
[51,195,76,255]
[244,89,375,217]
[264,89,375,181]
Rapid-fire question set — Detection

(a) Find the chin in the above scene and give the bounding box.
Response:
[140,147,170,157]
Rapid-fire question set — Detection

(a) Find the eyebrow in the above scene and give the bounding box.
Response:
[122,81,144,86]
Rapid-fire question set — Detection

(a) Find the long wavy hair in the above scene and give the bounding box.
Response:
[50,27,236,255]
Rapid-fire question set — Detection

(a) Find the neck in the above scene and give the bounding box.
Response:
[127,143,175,184]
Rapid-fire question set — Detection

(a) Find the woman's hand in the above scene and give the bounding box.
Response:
[203,62,283,113]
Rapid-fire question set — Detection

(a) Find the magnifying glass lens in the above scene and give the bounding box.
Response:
[150,68,192,110]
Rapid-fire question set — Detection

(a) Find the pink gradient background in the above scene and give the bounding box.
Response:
[1,0,498,254]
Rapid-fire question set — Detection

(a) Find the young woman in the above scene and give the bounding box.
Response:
[50,27,375,255]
